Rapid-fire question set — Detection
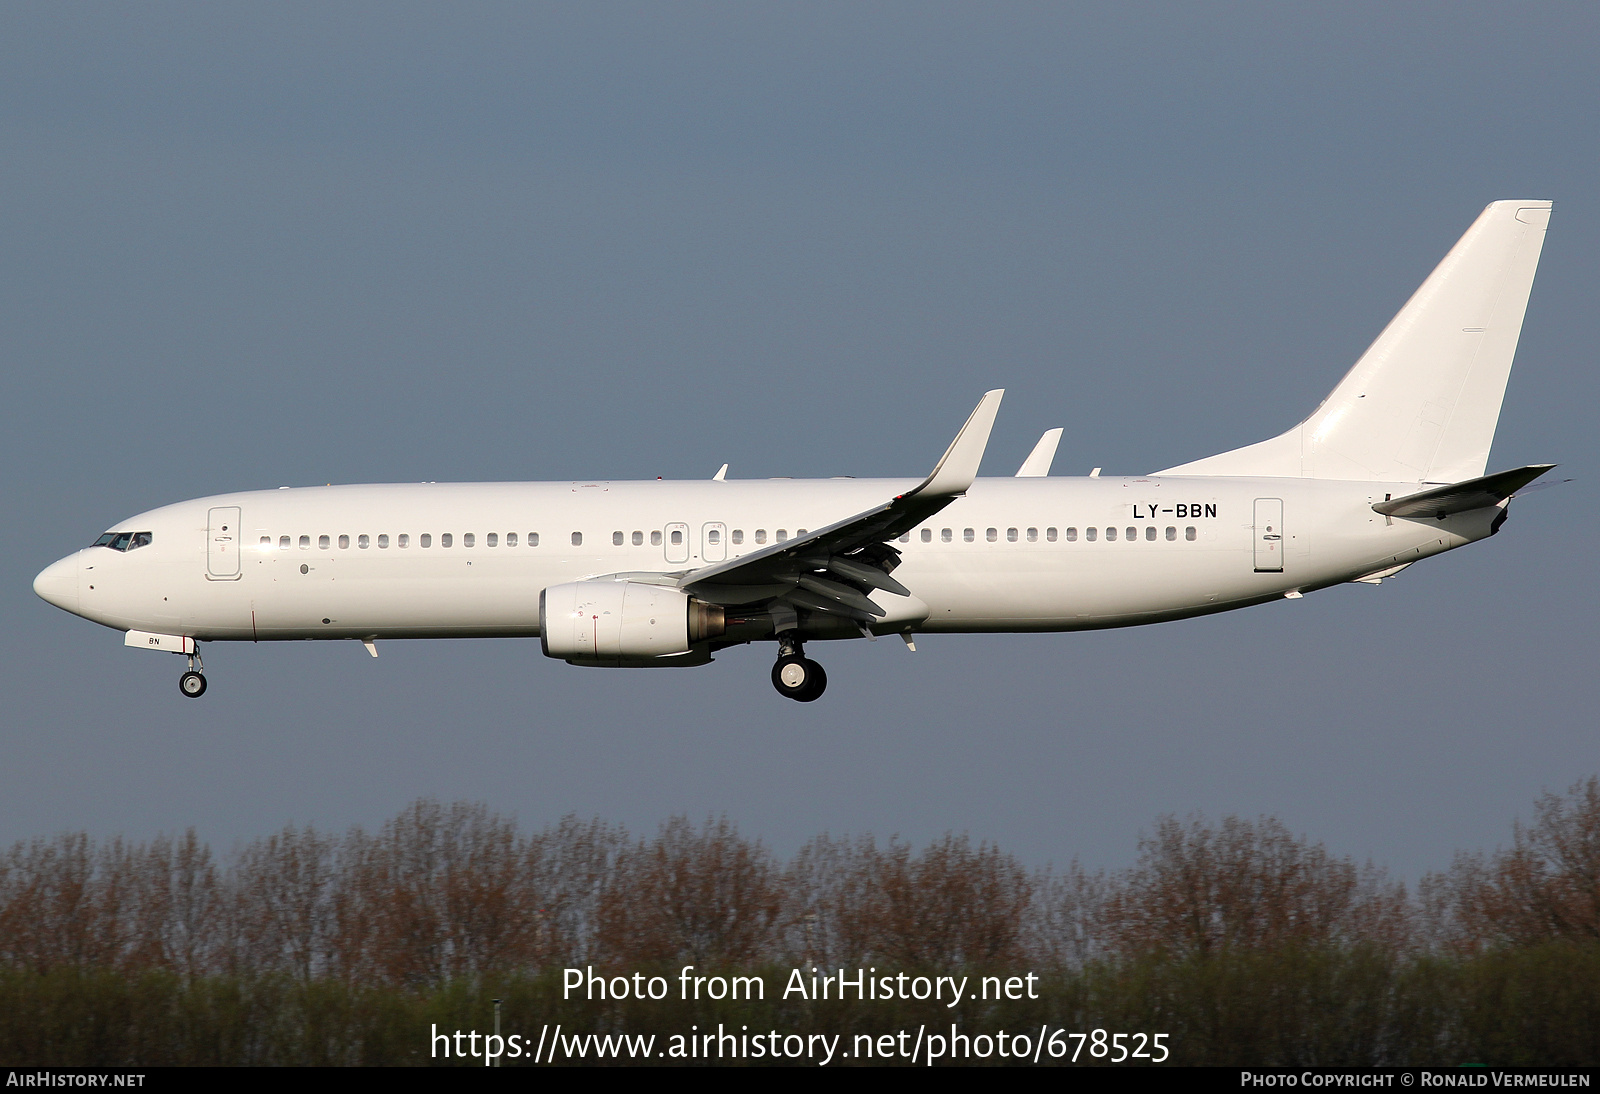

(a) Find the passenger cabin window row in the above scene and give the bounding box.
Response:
[254,522,1200,558]
[901,526,1200,544]
[261,531,545,551]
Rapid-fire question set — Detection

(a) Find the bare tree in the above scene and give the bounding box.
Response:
[595,816,783,966]
[1100,814,1411,958]
[228,825,336,980]
[1427,776,1600,950]
[1026,859,1111,968]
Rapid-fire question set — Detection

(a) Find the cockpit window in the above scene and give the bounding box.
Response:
[92,531,152,552]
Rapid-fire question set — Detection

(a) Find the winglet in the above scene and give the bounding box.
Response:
[904,390,1004,499]
[1016,427,1063,477]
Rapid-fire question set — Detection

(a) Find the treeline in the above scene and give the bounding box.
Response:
[1,780,1596,1065]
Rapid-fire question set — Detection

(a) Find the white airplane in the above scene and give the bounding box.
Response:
[35,200,1556,702]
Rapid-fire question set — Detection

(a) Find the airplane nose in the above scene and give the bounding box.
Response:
[34,554,79,613]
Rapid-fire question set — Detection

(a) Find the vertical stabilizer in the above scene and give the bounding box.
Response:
[1157,201,1552,482]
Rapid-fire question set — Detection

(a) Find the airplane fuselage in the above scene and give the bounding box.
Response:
[39,474,1496,645]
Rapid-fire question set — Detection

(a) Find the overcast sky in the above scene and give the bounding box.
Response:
[3,2,1596,879]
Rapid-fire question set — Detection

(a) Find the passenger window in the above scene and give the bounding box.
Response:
[1060,527,1072,542]
[442,533,453,548]
[708,529,721,545]
[731,530,743,545]
[529,532,540,547]
[921,528,932,543]
[338,535,350,549]
[797,529,807,536]
[613,531,624,546]
[986,528,998,542]
[633,531,644,546]
[776,529,789,542]
[505,532,517,547]
[420,534,432,548]
[377,534,389,548]
[319,535,330,549]
[1026,528,1037,542]
[260,536,271,547]
[1008,528,1019,542]
[670,529,683,546]
[1165,526,1176,541]
[1186,526,1197,541]
[486,533,497,547]
[300,535,311,549]
[963,528,975,542]
[1145,527,1156,541]
[280,536,291,549]
[359,534,370,549]
[570,532,582,547]
[755,530,767,544]
[898,533,910,543]
[464,533,475,547]
[1086,527,1098,542]
[650,530,662,546]
[398,534,410,548]
[1105,527,1117,542]
[1126,527,1137,542]
[941,528,952,542]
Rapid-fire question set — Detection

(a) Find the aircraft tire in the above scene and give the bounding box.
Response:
[772,655,826,702]
[179,671,207,698]
[799,660,827,702]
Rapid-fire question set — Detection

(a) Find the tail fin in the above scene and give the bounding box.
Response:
[1157,200,1552,482]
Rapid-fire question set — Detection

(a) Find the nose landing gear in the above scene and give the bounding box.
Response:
[179,648,207,698]
[771,634,827,702]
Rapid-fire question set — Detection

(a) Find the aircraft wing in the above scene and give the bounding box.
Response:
[1372,463,1556,519]
[676,390,1004,620]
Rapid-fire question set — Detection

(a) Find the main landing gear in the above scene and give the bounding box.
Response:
[179,647,207,698]
[771,634,827,702]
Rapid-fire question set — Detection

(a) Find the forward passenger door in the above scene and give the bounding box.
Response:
[207,506,242,580]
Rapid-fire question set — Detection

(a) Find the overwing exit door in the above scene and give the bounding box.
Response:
[664,522,690,564]
[207,506,242,579]
[1253,498,1284,573]
[702,522,727,562]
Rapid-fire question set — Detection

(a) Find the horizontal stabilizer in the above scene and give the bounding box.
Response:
[1373,464,1555,519]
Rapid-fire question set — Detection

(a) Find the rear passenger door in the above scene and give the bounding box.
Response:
[1253,498,1284,573]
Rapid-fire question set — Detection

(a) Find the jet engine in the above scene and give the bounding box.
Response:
[540,580,724,663]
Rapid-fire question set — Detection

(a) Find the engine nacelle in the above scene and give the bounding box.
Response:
[540,580,724,662]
